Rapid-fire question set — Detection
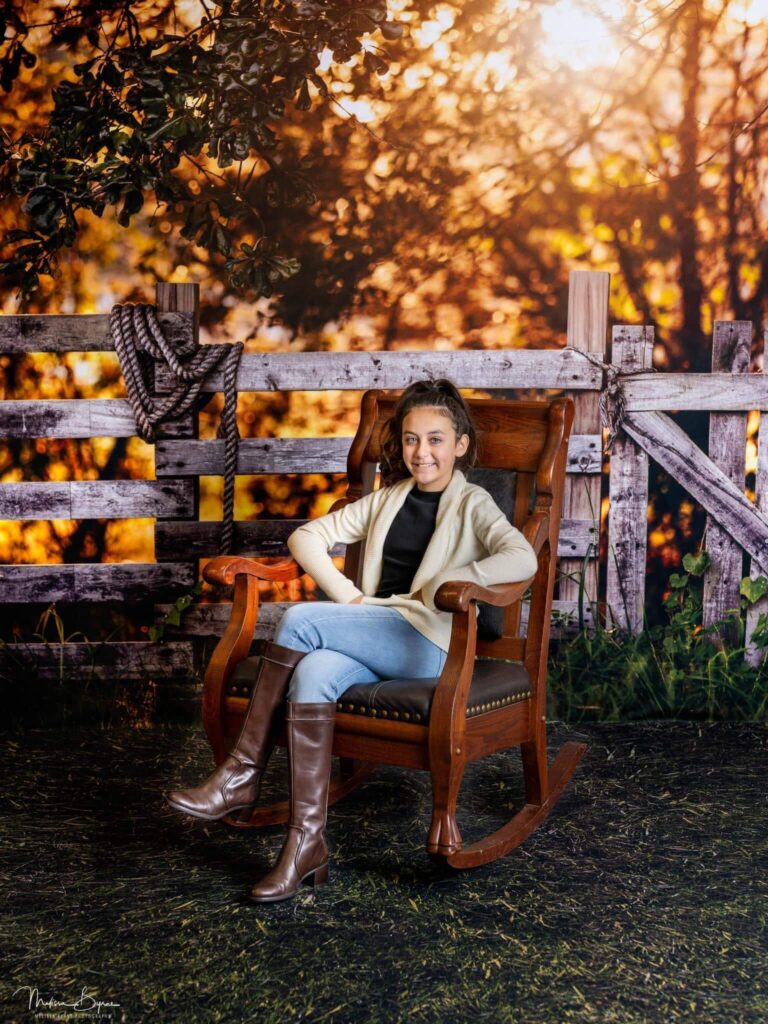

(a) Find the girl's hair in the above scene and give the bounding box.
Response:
[379,378,479,485]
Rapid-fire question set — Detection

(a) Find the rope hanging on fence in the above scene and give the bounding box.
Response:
[578,350,656,453]
[109,302,243,554]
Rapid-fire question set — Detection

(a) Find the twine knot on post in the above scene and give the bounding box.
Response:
[578,350,655,454]
[600,362,626,453]
[110,301,243,554]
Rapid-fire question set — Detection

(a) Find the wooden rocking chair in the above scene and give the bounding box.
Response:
[200,390,587,868]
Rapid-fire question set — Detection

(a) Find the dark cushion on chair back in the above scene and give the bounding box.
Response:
[465,466,518,642]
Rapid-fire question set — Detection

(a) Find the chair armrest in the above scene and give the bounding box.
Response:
[434,577,532,613]
[203,556,303,587]
[521,510,549,554]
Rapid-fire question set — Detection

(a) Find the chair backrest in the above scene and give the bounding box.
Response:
[339,390,574,662]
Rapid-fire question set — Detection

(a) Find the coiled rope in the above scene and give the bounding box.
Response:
[110,302,243,553]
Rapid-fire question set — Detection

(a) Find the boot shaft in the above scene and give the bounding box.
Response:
[285,702,337,833]
[230,642,307,765]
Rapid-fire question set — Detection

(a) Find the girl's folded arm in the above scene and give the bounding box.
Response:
[420,497,539,611]
[287,491,378,604]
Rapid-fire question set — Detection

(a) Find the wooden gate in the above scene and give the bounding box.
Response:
[3,269,765,688]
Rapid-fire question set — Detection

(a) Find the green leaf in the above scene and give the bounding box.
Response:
[739,575,768,605]
[669,573,689,590]
[682,550,710,576]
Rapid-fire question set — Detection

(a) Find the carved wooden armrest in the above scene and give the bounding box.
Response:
[203,556,303,587]
[434,578,532,613]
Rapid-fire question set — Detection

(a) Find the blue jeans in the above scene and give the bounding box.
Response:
[273,602,448,703]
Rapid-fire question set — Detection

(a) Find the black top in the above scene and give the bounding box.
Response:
[374,487,444,599]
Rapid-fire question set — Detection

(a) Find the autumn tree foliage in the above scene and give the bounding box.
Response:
[3,2,768,352]
[2,0,768,585]
[0,0,404,300]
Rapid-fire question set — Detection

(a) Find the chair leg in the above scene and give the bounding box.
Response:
[426,759,465,856]
[520,727,549,805]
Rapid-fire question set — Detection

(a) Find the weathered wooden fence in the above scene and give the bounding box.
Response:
[1,269,767,686]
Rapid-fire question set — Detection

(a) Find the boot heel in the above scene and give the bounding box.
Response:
[307,863,329,886]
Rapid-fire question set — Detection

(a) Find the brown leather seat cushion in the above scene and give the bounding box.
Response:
[227,656,530,724]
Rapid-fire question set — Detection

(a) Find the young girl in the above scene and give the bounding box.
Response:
[166,379,538,903]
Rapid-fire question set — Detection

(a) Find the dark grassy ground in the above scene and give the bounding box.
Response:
[1,718,766,1024]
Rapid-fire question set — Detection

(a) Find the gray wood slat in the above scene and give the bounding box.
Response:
[623,372,768,411]
[559,270,609,609]
[606,326,653,633]
[0,641,194,680]
[0,563,196,603]
[702,321,751,633]
[0,480,194,520]
[155,598,594,639]
[0,401,193,439]
[0,312,191,352]
[622,410,768,574]
[154,434,603,477]
[153,517,596,561]
[746,336,768,666]
[153,347,603,393]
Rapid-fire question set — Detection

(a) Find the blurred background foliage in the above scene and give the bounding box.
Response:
[2,0,768,634]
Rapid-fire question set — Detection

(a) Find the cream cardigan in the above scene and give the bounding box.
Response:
[286,468,539,652]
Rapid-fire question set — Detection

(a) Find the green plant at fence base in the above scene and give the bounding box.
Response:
[2,598,206,727]
[1,603,129,726]
[149,580,204,643]
[0,603,103,688]
[549,550,768,723]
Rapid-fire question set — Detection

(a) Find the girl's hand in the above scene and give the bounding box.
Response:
[348,595,364,605]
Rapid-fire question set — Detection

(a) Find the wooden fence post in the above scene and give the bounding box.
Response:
[154,283,201,688]
[559,270,610,615]
[746,325,768,665]
[606,325,653,633]
[702,321,751,638]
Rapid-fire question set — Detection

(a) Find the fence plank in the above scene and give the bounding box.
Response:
[153,347,602,393]
[154,516,597,562]
[0,563,196,603]
[0,400,193,439]
[154,433,603,477]
[0,480,194,520]
[559,270,609,610]
[0,312,191,353]
[746,389,768,665]
[155,599,595,639]
[623,372,768,411]
[606,326,653,633]
[622,410,768,573]
[703,322,751,635]
[0,641,194,680]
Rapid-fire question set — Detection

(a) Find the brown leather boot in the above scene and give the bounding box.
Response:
[249,702,337,903]
[165,641,306,821]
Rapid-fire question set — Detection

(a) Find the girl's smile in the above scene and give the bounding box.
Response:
[401,407,469,492]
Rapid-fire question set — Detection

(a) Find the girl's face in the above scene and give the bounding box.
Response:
[401,406,469,492]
